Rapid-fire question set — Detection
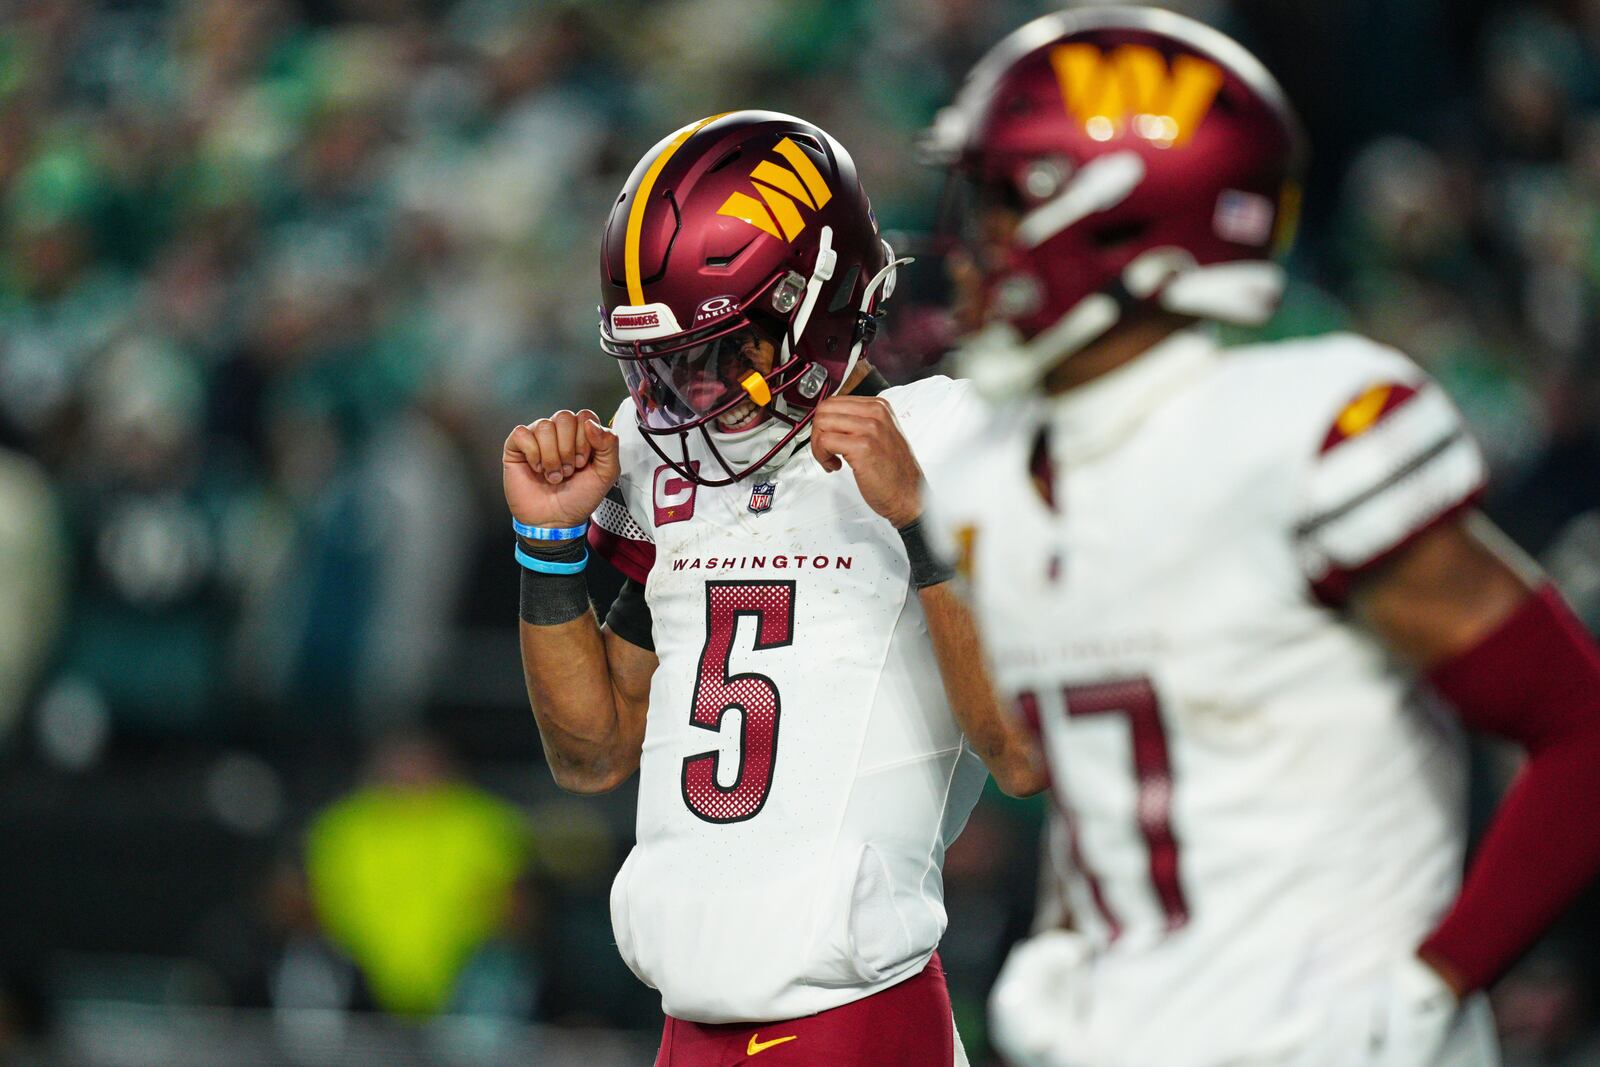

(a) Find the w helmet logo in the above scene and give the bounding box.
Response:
[716,137,833,242]
[1050,44,1225,147]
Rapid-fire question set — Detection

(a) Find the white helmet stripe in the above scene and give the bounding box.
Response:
[1015,151,1146,249]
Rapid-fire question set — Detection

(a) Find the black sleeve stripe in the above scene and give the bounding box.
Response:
[604,578,654,652]
[1295,428,1466,536]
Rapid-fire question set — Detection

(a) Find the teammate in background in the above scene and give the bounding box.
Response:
[922,9,1600,1066]
[501,111,1043,1067]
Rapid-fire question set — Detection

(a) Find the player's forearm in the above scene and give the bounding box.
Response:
[918,583,1047,797]
[520,613,638,793]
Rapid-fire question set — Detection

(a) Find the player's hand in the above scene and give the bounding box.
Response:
[502,409,620,528]
[988,931,1097,1067]
[810,395,923,528]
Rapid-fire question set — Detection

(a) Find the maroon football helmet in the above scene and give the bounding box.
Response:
[926,8,1306,396]
[599,111,896,485]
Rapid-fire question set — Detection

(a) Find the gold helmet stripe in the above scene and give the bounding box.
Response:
[754,182,806,241]
[626,113,730,306]
[716,191,783,239]
[772,138,832,208]
[749,159,816,209]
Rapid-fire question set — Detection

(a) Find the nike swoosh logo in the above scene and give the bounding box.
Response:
[747,1033,798,1056]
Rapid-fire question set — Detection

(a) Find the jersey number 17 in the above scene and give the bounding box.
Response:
[1023,677,1190,935]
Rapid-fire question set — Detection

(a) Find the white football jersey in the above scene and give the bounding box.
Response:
[591,375,989,1024]
[926,330,1496,1066]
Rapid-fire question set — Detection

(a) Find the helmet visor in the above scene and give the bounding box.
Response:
[621,324,781,432]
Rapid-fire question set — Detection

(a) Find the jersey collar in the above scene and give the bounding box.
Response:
[1044,327,1221,463]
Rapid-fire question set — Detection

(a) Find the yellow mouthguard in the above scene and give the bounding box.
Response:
[740,371,772,406]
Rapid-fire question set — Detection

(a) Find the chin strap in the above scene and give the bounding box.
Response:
[952,295,1120,402]
[956,253,1287,403]
[767,226,838,427]
[781,225,837,367]
[840,239,912,386]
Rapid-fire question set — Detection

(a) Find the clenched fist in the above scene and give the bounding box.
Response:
[810,395,923,529]
[502,409,621,529]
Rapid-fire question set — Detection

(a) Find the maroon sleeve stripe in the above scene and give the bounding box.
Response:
[1421,585,1600,991]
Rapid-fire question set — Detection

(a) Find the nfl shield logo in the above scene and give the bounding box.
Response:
[748,481,776,513]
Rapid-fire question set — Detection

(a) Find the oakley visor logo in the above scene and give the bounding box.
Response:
[715,137,833,242]
[1050,44,1225,147]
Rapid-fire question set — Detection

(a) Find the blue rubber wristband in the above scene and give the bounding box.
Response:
[513,519,589,541]
[515,545,589,574]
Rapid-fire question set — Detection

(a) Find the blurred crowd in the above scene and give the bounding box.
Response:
[2,0,1600,1064]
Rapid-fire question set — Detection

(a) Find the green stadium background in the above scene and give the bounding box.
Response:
[2,0,1599,1063]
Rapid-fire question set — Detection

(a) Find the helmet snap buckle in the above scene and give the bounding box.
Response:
[771,272,807,314]
[796,363,829,400]
[1022,156,1071,201]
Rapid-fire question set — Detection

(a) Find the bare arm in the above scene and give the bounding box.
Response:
[1350,515,1533,994]
[505,409,654,794]
[1352,513,1533,669]
[812,391,1046,797]
[520,616,656,794]
[919,581,1048,797]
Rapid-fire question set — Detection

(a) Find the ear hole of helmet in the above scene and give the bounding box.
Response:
[828,264,862,312]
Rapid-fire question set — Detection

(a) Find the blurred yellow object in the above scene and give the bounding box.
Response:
[305,782,530,1016]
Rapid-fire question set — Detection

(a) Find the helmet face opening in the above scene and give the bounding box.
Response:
[938,169,1031,267]
[615,311,793,434]
[599,272,826,486]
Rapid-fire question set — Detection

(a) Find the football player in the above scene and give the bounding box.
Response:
[922,9,1600,1067]
[501,111,1044,1066]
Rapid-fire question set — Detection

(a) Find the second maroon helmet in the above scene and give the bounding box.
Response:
[600,111,897,485]
[926,7,1306,396]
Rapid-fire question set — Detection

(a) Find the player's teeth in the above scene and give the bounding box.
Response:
[719,401,755,428]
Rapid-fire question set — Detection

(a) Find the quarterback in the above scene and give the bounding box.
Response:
[923,9,1600,1067]
[502,111,1042,1066]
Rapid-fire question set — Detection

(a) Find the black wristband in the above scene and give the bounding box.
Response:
[517,539,591,626]
[898,516,955,589]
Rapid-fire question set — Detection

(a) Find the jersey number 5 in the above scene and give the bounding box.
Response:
[682,581,797,823]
